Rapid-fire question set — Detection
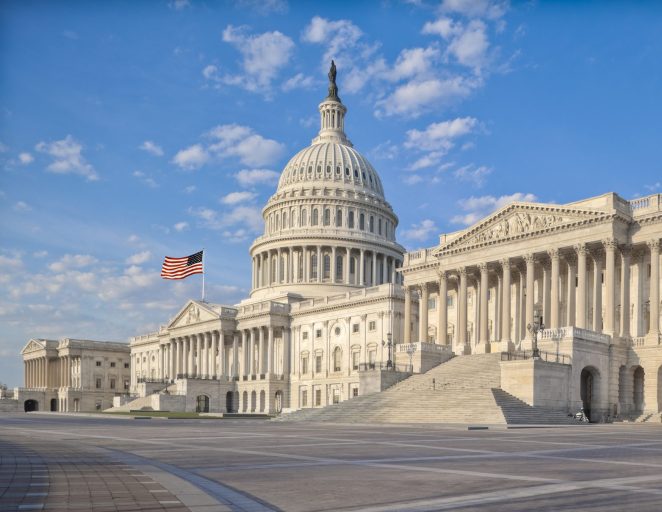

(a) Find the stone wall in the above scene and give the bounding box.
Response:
[500,359,571,410]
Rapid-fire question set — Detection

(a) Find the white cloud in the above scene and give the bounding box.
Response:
[183,185,196,194]
[33,251,48,258]
[440,0,508,20]
[207,124,284,167]
[139,140,164,156]
[202,64,219,80]
[282,73,316,91]
[453,164,492,186]
[644,182,661,192]
[447,20,490,70]
[219,25,294,94]
[405,117,479,150]
[173,221,189,232]
[189,205,263,234]
[0,255,23,268]
[169,0,190,10]
[451,192,537,225]
[13,201,31,212]
[408,151,446,171]
[132,170,158,188]
[390,46,441,81]
[126,251,151,265]
[376,77,476,117]
[49,254,98,272]
[302,16,364,67]
[221,191,258,205]
[236,0,287,15]
[401,219,438,241]
[127,234,140,243]
[172,144,209,170]
[234,168,279,187]
[18,152,33,165]
[403,174,424,185]
[0,142,8,153]
[35,135,99,181]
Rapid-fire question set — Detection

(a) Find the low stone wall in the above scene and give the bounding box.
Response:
[500,359,571,410]
[359,369,411,395]
[0,399,20,412]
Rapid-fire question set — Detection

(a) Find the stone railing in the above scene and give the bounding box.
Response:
[251,227,396,245]
[396,342,451,353]
[291,283,402,311]
[539,326,611,344]
[628,193,661,216]
[238,301,290,316]
[403,248,435,266]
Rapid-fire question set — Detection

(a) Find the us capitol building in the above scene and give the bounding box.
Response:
[11,65,662,423]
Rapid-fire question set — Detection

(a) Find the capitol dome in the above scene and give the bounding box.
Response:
[249,62,405,299]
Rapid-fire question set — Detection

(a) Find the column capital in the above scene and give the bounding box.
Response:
[602,238,618,251]
[500,257,511,268]
[563,252,577,265]
[523,253,535,265]
[590,247,604,264]
[574,243,588,256]
[436,269,448,281]
[477,262,488,273]
[647,238,661,252]
[419,282,429,292]
[619,243,632,258]
[547,248,560,260]
[458,266,467,277]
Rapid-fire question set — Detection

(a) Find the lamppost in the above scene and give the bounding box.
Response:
[526,315,544,360]
[382,332,393,369]
[163,375,170,394]
[406,343,417,372]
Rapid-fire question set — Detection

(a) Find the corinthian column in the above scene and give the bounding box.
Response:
[603,238,617,337]
[500,258,512,351]
[437,271,448,345]
[459,267,468,352]
[524,254,535,341]
[565,253,577,327]
[478,263,490,352]
[620,245,631,339]
[404,286,412,344]
[419,283,428,343]
[592,249,604,332]
[648,239,660,341]
[576,243,588,329]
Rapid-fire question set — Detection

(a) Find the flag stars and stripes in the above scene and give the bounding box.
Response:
[161,250,204,280]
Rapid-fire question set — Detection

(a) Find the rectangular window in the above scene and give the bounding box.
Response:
[315,355,322,373]
[123,380,130,390]
[352,323,359,333]
[428,298,436,310]
[352,352,360,371]
[95,361,101,367]
[124,363,129,369]
[302,331,309,340]
[301,390,308,407]
[315,389,322,406]
[110,379,116,389]
[368,321,376,331]
[315,329,322,338]
[302,356,309,374]
[348,211,354,229]
[95,378,101,389]
[353,387,359,397]
[110,362,116,368]
[447,296,454,307]
[378,218,382,235]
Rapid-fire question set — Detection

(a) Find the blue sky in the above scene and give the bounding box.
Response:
[1,0,662,386]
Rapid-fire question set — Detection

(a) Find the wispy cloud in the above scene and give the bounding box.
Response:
[451,192,538,225]
[35,135,99,181]
[139,140,164,156]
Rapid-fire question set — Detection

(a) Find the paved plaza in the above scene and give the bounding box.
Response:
[0,414,661,511]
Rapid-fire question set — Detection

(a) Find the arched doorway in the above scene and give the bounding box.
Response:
[50,398,57,412]
[259,390,265,412]
[250,391,256,412]
[274,390,282,413]
[195,394,209,413]
[580,367,599,422]
[24,400,38,412]
[633,366,645,413]
[226,391,234,413]
[242,391,248,412]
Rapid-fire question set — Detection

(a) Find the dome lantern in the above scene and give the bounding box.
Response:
[311,60,352,147]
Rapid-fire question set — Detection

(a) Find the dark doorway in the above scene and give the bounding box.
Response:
[226,391,234,413]
[580,368,596,421]
[274,390,283,413]
[633,366,645,413]
[195,394,209,413]
[24,399,38,412]
[50,398,57,412]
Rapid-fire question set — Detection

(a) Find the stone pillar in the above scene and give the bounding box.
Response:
[576,244,588,329]
[438,272,448,345]
[478,263,489,351]
[331,247,337,283]
[603,238,617,337]
[205,332,212,378]
[404,286,412,344]
[620,245,631,339]
[524,254,535,341]
[542,260,551,328]
[218,332,225,377]
[565,253,577,327]
[382,254,388,284]
[501,259,512,351]
[648,239,660,341]
[345,248,351,284]
[372,252,377,286]
[459,267,468,351]
[592,250,604,332]
[170,339,176,379]
[210,331,217,378]
[241,330,247,377]
[419,284,428,343]
[267,326,274,376]
[283,328,291,375]
[359,249,365,286]
[232,333,239,378]
[317,246,322,283]
[195,334,202,377]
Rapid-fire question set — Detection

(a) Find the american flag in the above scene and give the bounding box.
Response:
[161,250,204,280]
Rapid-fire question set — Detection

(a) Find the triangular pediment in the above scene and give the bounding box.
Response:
[21,338,47,355]
[436,202,610,254]
[168,300,219,329]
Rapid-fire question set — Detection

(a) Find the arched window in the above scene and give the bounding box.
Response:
[333,347,342,372]
[301,209,307,227]
[336,255,343,279]
[283,211,288,228]
[348,211,355,229]
[275,214,280,231]
[336,209,342,227]
[378,218,382,235]
[323,208,330,226]
[369,215,374,233]
[359,213,365,230]
[350,257,355,274]
[323,255,331,279]
[312,209,318,226]
[311,253,318,279]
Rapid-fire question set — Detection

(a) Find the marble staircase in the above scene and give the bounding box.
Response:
[278,353,577,425]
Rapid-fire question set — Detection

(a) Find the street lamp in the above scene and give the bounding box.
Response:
[526,315,544,360]
[382,332,393,369]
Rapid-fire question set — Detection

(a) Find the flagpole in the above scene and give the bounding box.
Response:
[202,248,205,302]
